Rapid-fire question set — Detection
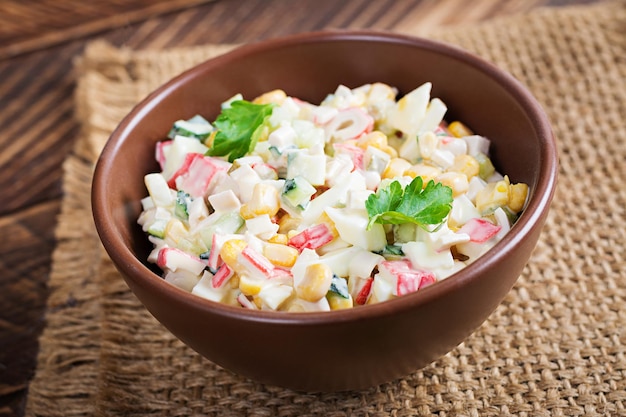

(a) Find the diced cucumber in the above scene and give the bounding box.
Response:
[382,244,404,257]
[328,275,350,299]
[198,212,245,248]
[148,219,168,238]
[167,115,213,141]
[281,176,316,208]
[476,152,496,180]
[175,190,192,220]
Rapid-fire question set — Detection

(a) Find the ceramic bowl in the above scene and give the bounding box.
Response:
[92,30,557,392]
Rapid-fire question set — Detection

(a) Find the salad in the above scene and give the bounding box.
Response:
[137,82,528,312]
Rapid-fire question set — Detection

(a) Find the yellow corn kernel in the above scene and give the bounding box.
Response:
[476,178,510,214]
[252,89,287,105]
[327,292,354,310]
[263,243,299,268]
[404,163,442,184]
[435,172,469,197]
[164,218,189,244]
[220,239,247,269]
[357,131,388,149]
[507,182,529,213]
[278,214,301,234]
[315,212,339,239]
[239,275,265,296]
[268,233,289,245]
[448,121,473,138]
[449,154,480,179]
[356,131,397,157]
[230,274,240,289]
[296,263,333,302]
[205,130,217,147]
[239,183,280,220]
[382,157,412,179]
[252,295,264,309]
[367,82,397,101]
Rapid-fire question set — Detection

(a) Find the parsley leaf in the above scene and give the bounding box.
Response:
[365,176,453,230]
[207,100,274,162]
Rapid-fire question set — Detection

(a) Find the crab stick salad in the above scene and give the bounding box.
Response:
[137,82,529,312]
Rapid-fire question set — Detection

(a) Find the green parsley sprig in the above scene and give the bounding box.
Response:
[207,100,274,162]
[365,176,453,230]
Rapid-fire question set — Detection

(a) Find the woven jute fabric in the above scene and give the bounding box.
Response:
[26,2,626,416]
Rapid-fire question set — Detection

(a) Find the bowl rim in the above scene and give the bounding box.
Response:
[92,29,558,325]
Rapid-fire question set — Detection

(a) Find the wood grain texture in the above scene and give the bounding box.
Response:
[0,0,606,415]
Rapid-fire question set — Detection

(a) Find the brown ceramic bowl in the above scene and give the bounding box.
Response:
[92,31,557,392]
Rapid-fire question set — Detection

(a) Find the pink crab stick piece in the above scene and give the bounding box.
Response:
[458,218,502,243]
[288,223,335,252]
[377,260,436,297]
[325,107,374,141]
[212,263,234,289]
[156,247,206,276]
[155,140,173,170]
[355,277,374,305]
[333,143,365,171]
[239,246,275,278]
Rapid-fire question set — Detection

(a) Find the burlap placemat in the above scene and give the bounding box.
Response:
[26,2,626,416]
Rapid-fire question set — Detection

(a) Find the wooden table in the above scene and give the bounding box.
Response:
[0,0,600,414]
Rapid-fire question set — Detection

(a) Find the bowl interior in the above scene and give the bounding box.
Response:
[94,31,554,313]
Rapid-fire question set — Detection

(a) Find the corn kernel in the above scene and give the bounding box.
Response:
[382,157,412,179]
[475,179,510,214]
[448,121,473,138]
[239,183,280,220]
[252,295,264,309]
[296,263,333,302]
[507,182,529,213]
[239,274,265,296]
[357,131,388,149]
[449,154,480,179]
[356,132,397,157]
[268,233,289,245]
[263,243,299,268]
[220,239,247,269]
[315,212,339,239]
[404,163,442,184]
[252,89,287,105]
[278,213,301,234]
[327,292,354,310]
[435,172,469,197]
[164,218,189,244]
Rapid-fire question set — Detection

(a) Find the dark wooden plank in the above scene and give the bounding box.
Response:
[0,0,216,60]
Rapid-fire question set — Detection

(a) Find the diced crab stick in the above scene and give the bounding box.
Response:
[355,277,374,305]
[167,153,200,188]
[325,107,374,142]
[288,223,335,251]
[312,106,338,125]
[238,246,275,279]
[458,218,502,243]
[155,140,173,170]
[173,154,230,198]
[208,233,241,271]
[211,263,234,289]
[237,293,258,309]
[333,143,365,171]
[157,247,206,276]
[377,260,435,296]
